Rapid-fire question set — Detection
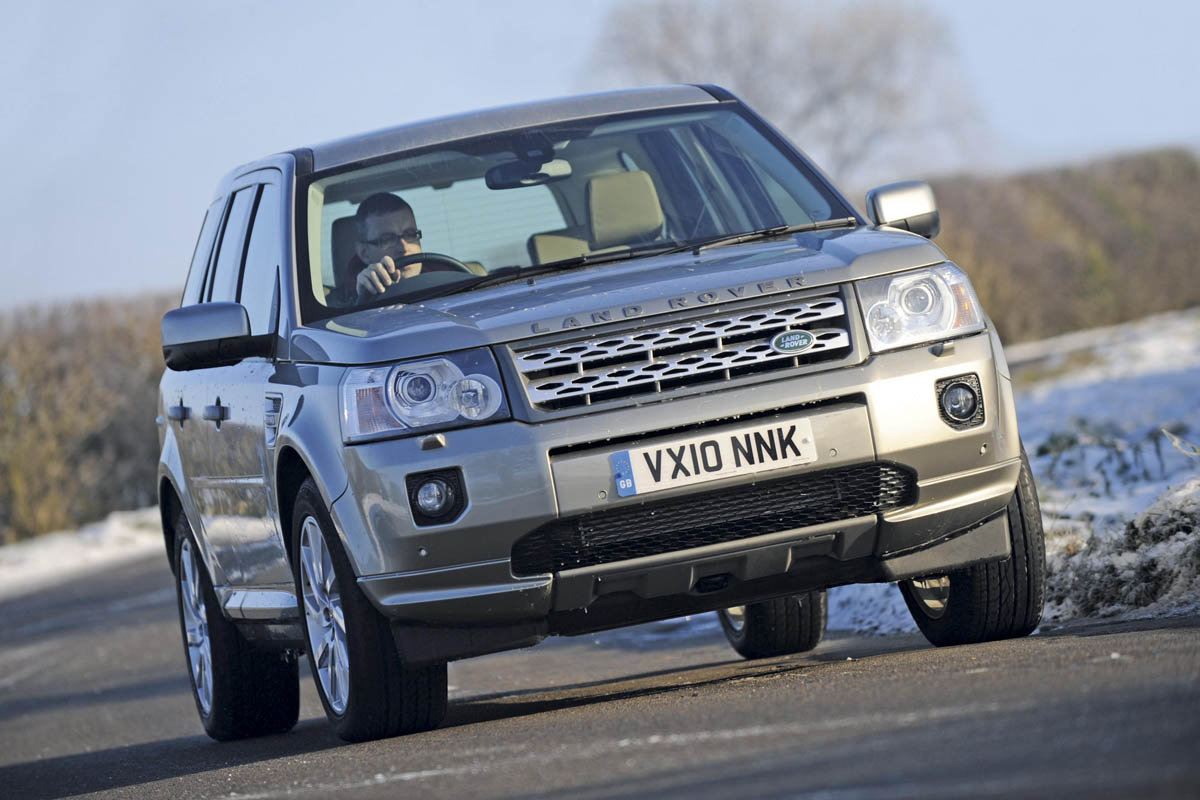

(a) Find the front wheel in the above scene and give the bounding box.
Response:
[292,478,447,742]
[717,590,827,659]
[899,449,1046,646]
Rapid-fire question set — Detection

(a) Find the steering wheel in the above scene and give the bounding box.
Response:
[389,252,475,274]
[368,252,478,303]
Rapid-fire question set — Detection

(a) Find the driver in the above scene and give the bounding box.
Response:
[333,192,454,305]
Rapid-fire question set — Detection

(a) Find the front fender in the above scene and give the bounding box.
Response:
[270,375,356,569]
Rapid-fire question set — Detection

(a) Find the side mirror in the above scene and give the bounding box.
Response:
[162,302,268,371]
[865,181,940,239]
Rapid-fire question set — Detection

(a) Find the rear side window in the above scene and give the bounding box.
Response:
[181,198,226,306]
[207,187,257,302]
[239,184,281,336]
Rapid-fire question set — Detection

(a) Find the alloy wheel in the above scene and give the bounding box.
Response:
[907,575,951,619]
[299,515,349,714]
[721,605,747,632]
[179,538,213,715]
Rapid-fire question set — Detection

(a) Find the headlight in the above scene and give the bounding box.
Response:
[856,263,985,352]
[340,348,509,442]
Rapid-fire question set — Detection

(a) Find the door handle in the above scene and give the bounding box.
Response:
[167,399,190,423]
[202,398,230,428]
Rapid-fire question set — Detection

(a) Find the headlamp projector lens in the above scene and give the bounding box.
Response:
[399,373,435,404]
[901,284,935,315]
[941,383,979,422]
[415,478,453,515]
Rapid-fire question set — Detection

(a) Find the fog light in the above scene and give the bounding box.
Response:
[415,478,453,515]
[940,382,978,422]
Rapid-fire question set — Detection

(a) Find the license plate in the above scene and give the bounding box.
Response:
[610,419,817,498]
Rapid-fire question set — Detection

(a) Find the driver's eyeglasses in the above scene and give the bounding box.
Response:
[362,229,422,249]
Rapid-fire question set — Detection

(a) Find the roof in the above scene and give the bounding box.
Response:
[302,85,721,172]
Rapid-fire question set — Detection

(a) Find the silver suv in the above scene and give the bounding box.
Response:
[158,85,1044,743]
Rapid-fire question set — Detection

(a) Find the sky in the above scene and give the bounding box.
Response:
[1,0,1197,311]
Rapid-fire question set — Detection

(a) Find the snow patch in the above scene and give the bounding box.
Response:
[0,508,162,601]
[827,583,915,634]
[1044,476,1200,620]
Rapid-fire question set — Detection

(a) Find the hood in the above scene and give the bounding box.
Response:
[289,226,945,365]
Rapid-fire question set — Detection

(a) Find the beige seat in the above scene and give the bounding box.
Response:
[586,170,664,251]
[528,226,590,264]
[527,171,665,265]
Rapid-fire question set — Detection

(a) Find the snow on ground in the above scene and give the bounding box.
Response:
[1,309,1197,639]
[0,508,162,601]
[1013,308,1200,624]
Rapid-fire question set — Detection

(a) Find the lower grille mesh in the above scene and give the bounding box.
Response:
[511,462,916,575]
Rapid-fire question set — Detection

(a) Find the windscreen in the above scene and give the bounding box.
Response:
[300,107,849,322]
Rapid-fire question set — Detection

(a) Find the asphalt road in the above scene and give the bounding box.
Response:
[1,555,1197,800]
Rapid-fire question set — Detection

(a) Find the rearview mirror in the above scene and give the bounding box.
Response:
[162,302,269,371]
[865,181,940,239]
[485,158,572,190]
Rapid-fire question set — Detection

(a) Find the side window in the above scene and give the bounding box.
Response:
[206,186,258,302]
[181,198,226,306]
[238,184,281,336]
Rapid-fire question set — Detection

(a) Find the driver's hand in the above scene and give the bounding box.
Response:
[355,256,422,297]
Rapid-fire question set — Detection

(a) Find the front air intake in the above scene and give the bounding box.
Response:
[511,462,916,575]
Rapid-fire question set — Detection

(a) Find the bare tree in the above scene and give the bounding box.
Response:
[585,0,975,185]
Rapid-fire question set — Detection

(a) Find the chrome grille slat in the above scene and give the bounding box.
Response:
[514,293,852,410]
[515,297,846,373]
[526,327,850,404]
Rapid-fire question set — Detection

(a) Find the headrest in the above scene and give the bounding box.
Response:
[586,171,664,250]
[331,216,359,287]
[528,230,590,265]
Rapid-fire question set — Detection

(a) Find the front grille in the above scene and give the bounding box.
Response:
[512,293,853,410]
[510,462,916,575]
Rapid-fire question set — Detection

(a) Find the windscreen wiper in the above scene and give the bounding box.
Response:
[666,217,859,256]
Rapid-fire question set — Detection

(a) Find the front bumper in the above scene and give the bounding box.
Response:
[337,331,1021,634]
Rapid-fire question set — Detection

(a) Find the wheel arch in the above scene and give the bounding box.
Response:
[275,445,316,569]
[159,475,184,574]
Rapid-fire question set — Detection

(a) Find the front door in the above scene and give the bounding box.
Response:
[189,176,292,589]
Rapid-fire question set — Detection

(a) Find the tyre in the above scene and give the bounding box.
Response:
[174,514,299,741]
[899,449,1046,647]
[717,590,827,659]
[291,478,447,742]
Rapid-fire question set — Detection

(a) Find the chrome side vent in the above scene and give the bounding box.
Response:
[264,394,283,448]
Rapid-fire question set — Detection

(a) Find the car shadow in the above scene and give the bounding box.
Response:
[0,719,344,800]
[441,631,932,731]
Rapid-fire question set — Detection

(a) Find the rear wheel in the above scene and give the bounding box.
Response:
[899,449,1046,646]
[718,590,827,659]
[292,478,447,742]
[174,515,299,741]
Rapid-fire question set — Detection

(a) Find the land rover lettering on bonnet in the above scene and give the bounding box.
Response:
[157,85,1045,743]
